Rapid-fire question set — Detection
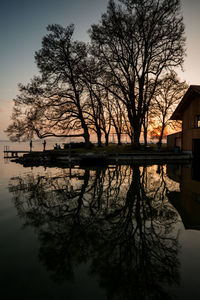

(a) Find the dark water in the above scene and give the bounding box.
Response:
[1,142,200,299]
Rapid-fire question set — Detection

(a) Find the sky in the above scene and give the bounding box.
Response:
[0,0,200,140]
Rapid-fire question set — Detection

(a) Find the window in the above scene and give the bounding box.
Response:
[196,115,200,128]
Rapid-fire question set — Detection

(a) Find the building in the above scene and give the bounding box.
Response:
[167,85,200,156]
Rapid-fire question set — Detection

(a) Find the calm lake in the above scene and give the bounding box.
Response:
[1,141,200,299]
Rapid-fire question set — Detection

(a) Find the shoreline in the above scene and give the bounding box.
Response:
[8,150,193,167]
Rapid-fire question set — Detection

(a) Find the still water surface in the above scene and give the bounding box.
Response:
[1,141,200,299]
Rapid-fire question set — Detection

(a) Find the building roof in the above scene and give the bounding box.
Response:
[170,85,200,120]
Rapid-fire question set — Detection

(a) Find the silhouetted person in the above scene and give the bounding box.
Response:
[54,143,60,149]
[30,140,33,152]
[43,140,46,151]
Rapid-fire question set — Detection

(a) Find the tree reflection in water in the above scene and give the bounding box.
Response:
[9,165,180,299]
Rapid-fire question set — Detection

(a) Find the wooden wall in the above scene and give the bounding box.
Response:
[182,94,200,151]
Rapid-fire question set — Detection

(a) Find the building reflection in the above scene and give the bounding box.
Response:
[9,165,180,299]
[167,161,200,230]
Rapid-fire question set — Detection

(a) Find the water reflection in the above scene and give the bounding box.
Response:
[168,162,200,230]
[9,165,181,299]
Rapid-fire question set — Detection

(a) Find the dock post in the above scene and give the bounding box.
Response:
[4,146,9,158]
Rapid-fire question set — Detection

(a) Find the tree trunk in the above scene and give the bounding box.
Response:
[105,133,109,146]
[82,119,90,148]
[96,129,102,147]
[79,111,91,148]
[133,127,141,149]
[159,123,165,145]
[83,131,90,148]
[143,125,148,148]
[117,133,122,145]
[127,109,138,147]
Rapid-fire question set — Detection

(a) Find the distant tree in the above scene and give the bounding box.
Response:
[6,25,91,146]
[150,72,188,144]
[90,0,186,148]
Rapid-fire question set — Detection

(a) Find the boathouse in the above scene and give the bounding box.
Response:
[167,85,200,156]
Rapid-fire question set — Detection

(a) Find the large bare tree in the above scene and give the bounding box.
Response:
[6,25,91,146]
[90,0,186,148]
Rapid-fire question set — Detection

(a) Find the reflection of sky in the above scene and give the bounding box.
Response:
[0,0,200,139]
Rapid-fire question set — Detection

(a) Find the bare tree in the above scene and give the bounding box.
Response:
[6,25,91,146]
[150,71,188,144]
[90,0,186,148]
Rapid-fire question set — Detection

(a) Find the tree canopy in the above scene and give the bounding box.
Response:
[90,0,185,147]
[6,0,186,147]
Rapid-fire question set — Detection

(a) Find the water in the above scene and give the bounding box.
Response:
[0,141,200,299]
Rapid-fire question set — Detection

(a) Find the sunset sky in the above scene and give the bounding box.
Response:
[0,0,200,140]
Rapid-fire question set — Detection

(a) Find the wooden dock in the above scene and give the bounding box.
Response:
[3,146,30,158]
